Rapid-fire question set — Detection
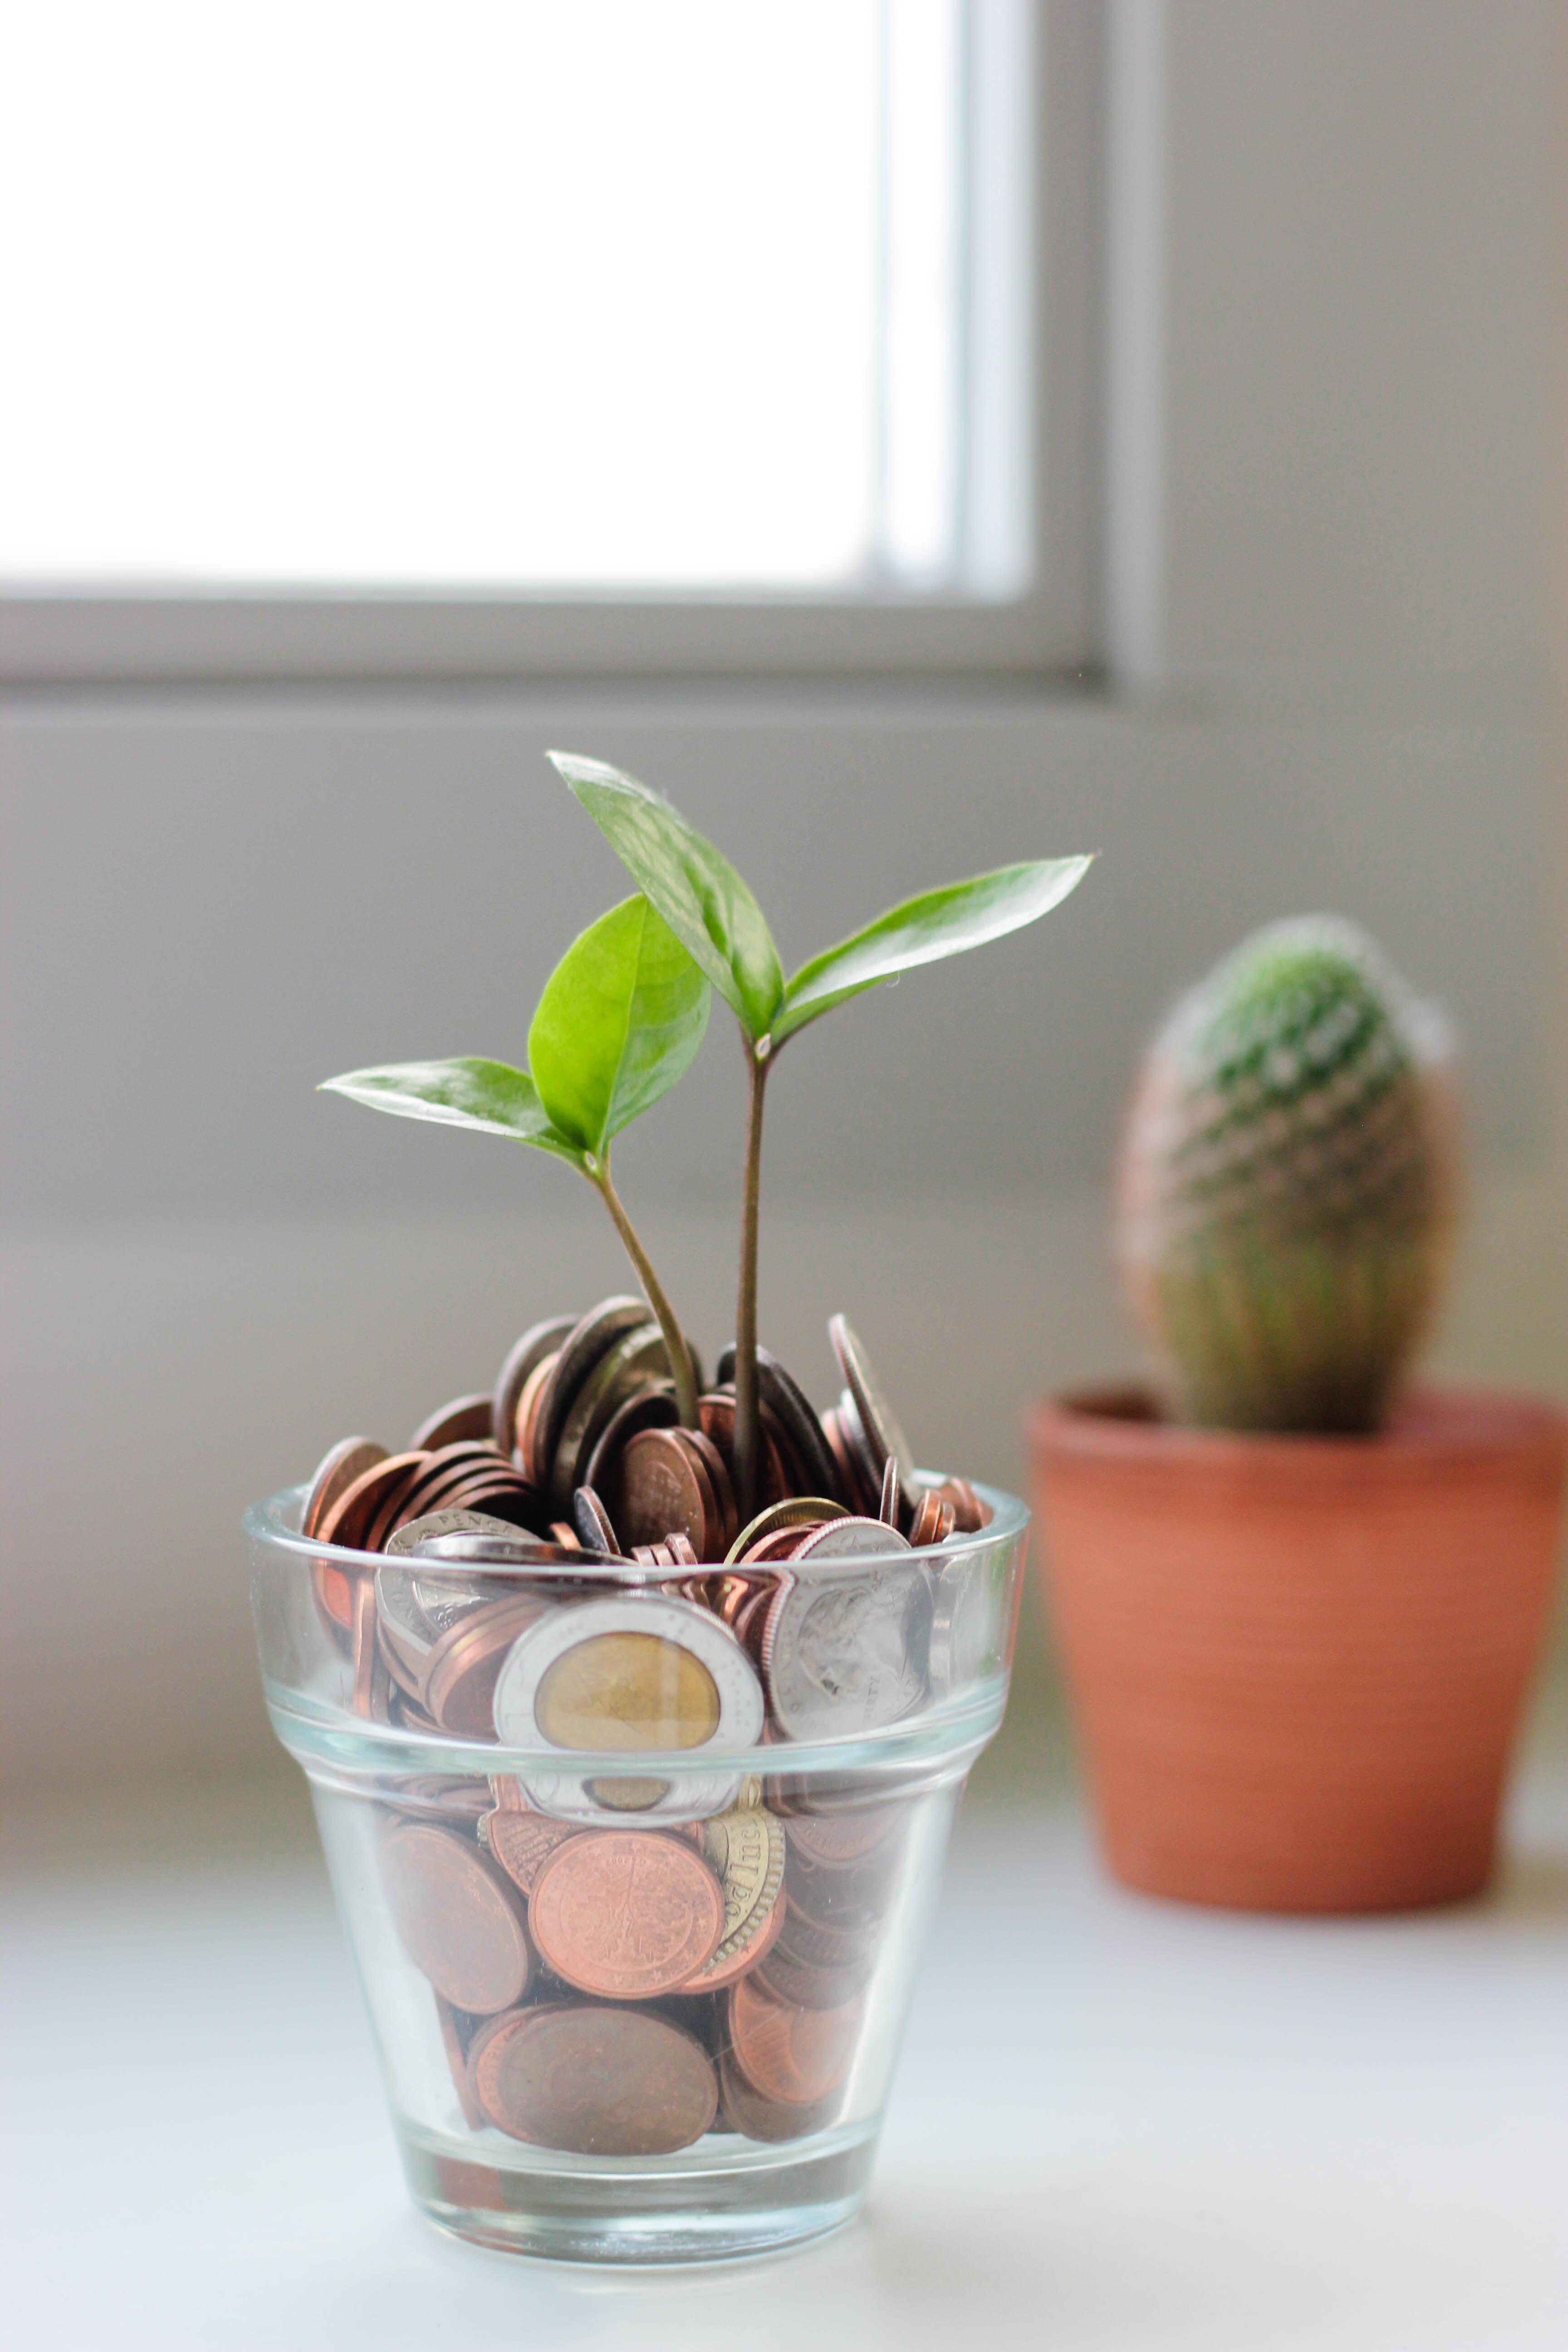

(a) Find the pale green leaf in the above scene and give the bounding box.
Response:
[549,750,784,1044]
[774,856,1094,1043]
[318,1058,586,1165]
[527,894,710,1156]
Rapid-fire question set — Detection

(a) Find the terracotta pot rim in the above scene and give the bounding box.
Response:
[1030,1380,1568,1470]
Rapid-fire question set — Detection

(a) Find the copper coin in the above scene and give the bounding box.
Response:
[784,1848,900,1936]
[547,1321,668,1515]
[434,1474,543,1528]
[618,1426,716,1556]
[730,1578,782,1660]
[833,1387,885,1517]
[350,1571,379,1717]
[680,1426,739,1553]
[368,1469,461,1556]
[819,1406,876,1517]
[388,1685,440,1733]
[716,1344,846,1507]
[571,1485,622,1557]
[304,1436,388,1540]
[528,1830,725,1998]
[379,1821,532,2013]
[585,1382,680,1519]
[384,1453,518,1552]
[772,1897,879,1974]
[754,1946,872,2011]
[718,2046,830,2143]
[707,1569,763,1629]
[434,1994,487,2132]
[512,1353,560,1476]
[469,2002,717,2155]
[742,1526,820,1565]
[382,1774,493,1823]
[480,1807,581,1893]
[532,1298,650,1496]
[682,1803,787,1991]
[727,1973,860,2105]
[787,1804,907,1868]
[697,1391,786,1516]
[493,1315,576,1454]
[382,1441,506,1529]
[726,1497,845,1565]
[906,1488,946,1547]
[548,1521,585,1552]
[423,1597,546,1735]
[318,1450,426,1554]
[388,1454,509,1528]
[933,1475,990,1533]
[410,1393,494,1452]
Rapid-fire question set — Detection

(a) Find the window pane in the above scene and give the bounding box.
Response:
[1,0,977,592]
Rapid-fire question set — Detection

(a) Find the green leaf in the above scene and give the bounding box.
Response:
[549,751,785,1044]
[527,894,710,1157]
[318,1058,587,1165]
[774,856,1094,1043]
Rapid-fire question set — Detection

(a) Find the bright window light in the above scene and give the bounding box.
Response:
[0,0,997,593]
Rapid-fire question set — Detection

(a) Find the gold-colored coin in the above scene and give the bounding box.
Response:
[724,1496,847,1566]
[534,1630,721,1751]
[703,1803,785,1945]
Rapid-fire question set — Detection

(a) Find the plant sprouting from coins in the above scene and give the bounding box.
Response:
[322,755,1090,1512]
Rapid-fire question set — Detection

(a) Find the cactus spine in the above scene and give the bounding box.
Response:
[1117,918,1455,1433]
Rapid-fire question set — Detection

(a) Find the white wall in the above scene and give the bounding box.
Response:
[3,0,1563,1794]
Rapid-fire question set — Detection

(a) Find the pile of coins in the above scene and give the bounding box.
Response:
[299,1304,995,2154]
[380,1776,910,2154]
[301,1300,990,1744]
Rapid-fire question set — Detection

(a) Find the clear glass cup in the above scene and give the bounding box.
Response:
[245,1480,1028,2263]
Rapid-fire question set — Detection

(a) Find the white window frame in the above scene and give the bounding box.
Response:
[0,1,1101,686]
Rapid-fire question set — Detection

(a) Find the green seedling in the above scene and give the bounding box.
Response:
[321,893,708,1427]
[550,751,1092,1515]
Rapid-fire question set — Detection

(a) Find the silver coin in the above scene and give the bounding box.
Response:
[835,1388,883,1513]
[411,1532,582,1569]
[761,1518,931,1740]
[373,1563,441,1693]
[405,1567,506,1636]
[927,1550,1004,1698]
[571,1485,623,1557]
[384,1508,531,1557]
[828,1314,916,1490]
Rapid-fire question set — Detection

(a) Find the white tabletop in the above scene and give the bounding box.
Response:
[5,1774,1565,2352]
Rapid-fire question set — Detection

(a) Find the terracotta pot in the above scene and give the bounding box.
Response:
[1031,1384,1568,1913]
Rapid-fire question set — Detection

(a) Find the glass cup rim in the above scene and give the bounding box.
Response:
[242,1475,1029,1583]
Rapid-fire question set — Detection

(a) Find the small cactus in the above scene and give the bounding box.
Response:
[1117,918,1457,1433]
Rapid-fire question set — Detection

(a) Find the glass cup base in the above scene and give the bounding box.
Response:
[397,2118,877,2264]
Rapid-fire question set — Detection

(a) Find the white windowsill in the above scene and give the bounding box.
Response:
[6,1768,1565,2350]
